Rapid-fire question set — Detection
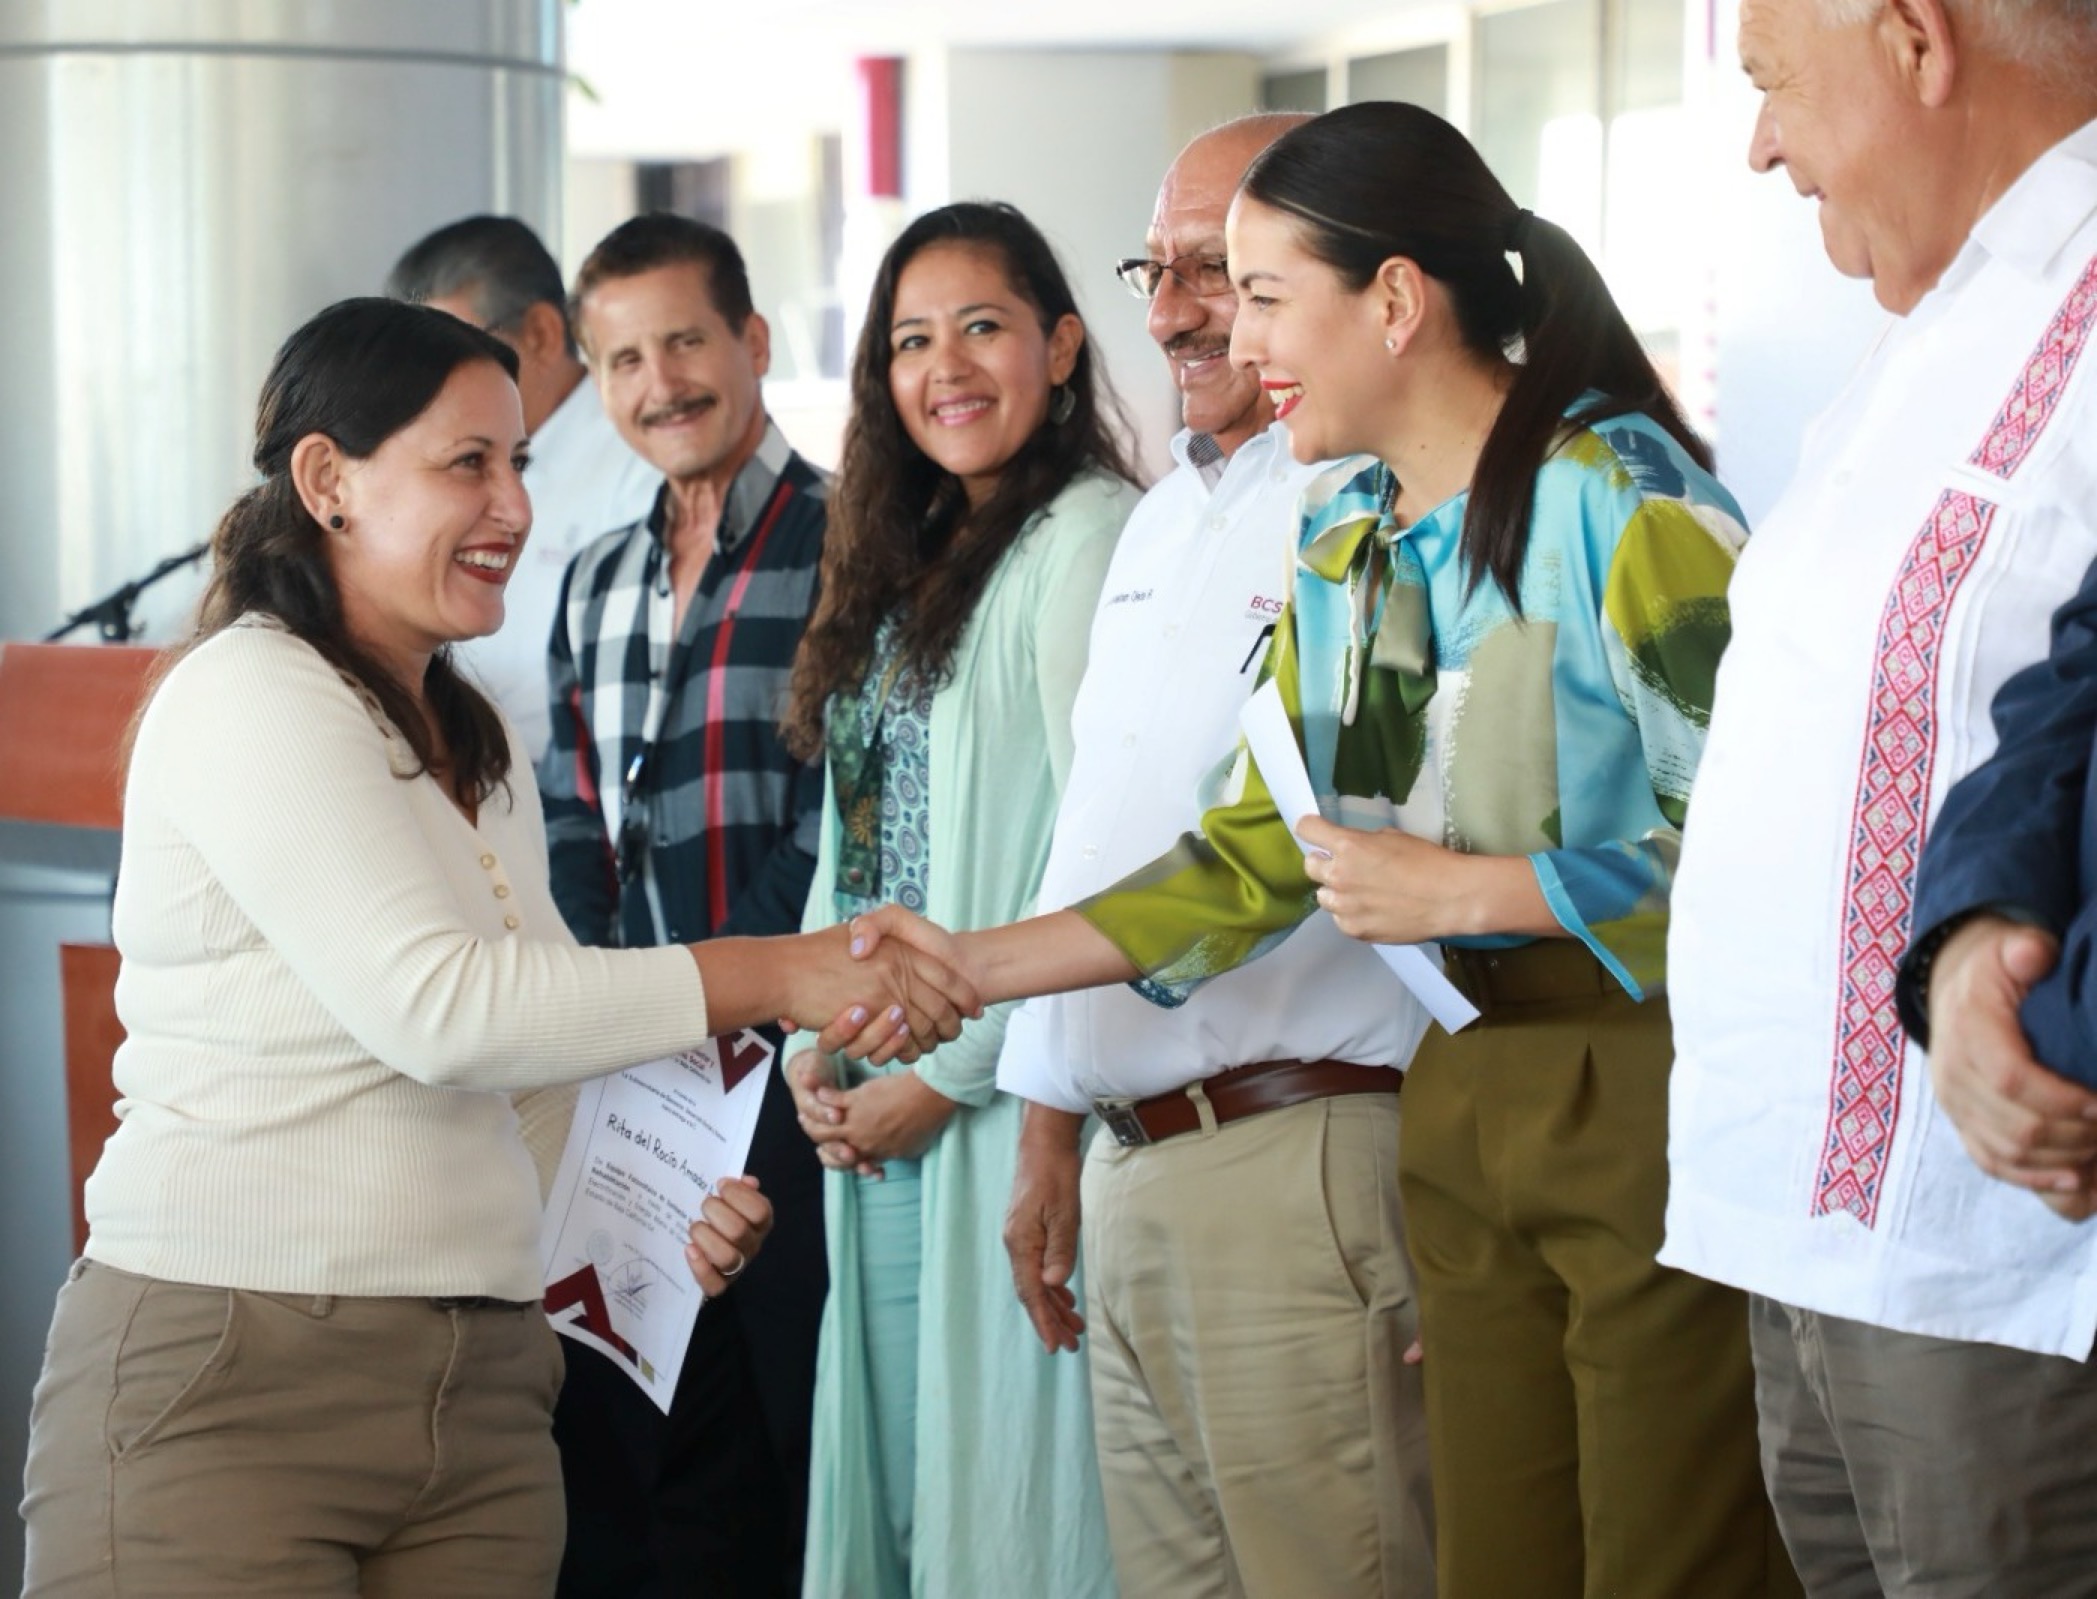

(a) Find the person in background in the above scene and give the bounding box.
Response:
[850,103,1795,1599]
[782,200,1140,1599]
[386,215,657,763]
[543,214,831,1598]
[1662,0,2097,1582]
[17,297,977,1599]
[996,113,1436,1599]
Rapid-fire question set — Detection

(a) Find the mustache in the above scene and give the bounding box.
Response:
[640,395,714,428]
[1164,333,1231,363]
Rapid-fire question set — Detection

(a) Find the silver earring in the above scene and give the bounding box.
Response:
[1049,384,1076,426]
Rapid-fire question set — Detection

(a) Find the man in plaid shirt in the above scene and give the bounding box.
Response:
[540,213,829,1598]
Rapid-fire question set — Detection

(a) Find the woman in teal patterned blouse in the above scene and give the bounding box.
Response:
[779,202,1139,1599]
[845,107,1798,1597]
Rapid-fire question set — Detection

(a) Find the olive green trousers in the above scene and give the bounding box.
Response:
[1401,943,1799,1599]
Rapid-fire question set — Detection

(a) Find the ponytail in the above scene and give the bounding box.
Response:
[1467,213,1710,603]
[1242,101,1710,607]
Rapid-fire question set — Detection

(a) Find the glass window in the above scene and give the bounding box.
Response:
[1474,0,1604,254]
[1261,69,1328,114]
[1616,0,1685,113]
[1473,0,1693,394]
[1604,0,1690,378]
[635,158,731,230]
[1347,46,1450,117]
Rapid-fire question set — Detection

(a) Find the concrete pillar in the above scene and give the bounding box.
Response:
[0,0,566,644]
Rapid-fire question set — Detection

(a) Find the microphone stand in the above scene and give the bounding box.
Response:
[44,542,210,643]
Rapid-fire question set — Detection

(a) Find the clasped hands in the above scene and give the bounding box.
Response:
[1925,915,2097,1220]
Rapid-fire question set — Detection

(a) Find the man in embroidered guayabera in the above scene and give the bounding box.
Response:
[997,114,1437,1599]
[539,213,831,1598]
[1662,0,2097,1586]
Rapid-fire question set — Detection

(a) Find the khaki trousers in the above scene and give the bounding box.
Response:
[1752,1294,2097,1598]
[1081,1091,1436,1599]
[1403,945,1798,1599]
[21,1259,567,1597]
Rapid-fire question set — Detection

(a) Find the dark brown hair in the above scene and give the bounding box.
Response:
[782,201,1139,758]
[166,296,521,802]
[1243,101,1711,604]
[569,212,755,343]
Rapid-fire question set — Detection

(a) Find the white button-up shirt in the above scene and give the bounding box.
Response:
[1664,120,2097,1356]
[456,376,659,762]
[998,424,1428,1113]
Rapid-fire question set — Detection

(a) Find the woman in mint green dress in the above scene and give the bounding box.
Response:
[846,107,1797,1598]
[780,202,1139,1599]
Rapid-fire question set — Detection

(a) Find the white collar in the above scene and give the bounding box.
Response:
[1937,116,2097,299]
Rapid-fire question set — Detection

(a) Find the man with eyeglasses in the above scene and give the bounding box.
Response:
[995,113,1436,1598]
[386,215,657,763]
[537,213,831,1599]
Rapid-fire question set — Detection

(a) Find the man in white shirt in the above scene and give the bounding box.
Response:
[1664,0,2097,1586]
[387,216,657,762]
[996,115,1435,1599]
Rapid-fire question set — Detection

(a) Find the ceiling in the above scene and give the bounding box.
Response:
[569,0,1402,58]
[563,0,1416,157]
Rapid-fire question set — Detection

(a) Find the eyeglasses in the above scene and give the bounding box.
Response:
[1114,252,1233,301]
[615,744,655,885]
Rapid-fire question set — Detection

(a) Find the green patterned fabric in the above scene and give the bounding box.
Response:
[828,618,935,914]
[1081,408,1747,1005]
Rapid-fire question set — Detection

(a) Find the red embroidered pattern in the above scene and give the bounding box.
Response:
[1812,254,2097,1224]
[1972,260,2097,478]
[1815,492,1995,1221]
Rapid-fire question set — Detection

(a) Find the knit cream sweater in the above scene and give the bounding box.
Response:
[84,621,708,1300]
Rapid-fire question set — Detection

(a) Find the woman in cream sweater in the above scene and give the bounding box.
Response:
[19,297,975,1599]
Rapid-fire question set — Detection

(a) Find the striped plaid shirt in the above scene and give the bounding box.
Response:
[539,419,829,950]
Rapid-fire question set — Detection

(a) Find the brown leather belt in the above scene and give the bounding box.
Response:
[429,1296,537,1312]
[1093,1057,1400,1149]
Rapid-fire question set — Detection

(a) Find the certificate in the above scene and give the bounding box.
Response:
[538,1031,773,1412]
[1238,680,1480,1033]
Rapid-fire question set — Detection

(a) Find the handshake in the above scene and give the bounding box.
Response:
[781,905,986,1067]
[774,906,986,1178]
[769,904,1135,1177]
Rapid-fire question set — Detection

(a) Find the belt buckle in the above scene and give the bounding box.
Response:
[1093,1098,1151,1149]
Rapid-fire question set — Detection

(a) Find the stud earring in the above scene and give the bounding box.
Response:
[1384,338,1397,353]
[328,514,345,530]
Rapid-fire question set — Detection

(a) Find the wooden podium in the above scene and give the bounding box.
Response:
[0,642,156,1250]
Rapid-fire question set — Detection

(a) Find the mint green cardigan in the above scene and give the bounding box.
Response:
[791,471,1137,1599]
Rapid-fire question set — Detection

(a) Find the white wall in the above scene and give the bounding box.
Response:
[563,155,641,279]
[1700,0,1883,522]
[931,49,1266,480]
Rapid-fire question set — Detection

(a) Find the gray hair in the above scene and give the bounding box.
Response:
[1818,0,2097,83]
[384,215,576,358]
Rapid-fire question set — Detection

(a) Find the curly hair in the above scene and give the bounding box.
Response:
[782,201,1139,758]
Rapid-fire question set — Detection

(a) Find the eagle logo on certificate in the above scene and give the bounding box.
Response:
[539,1031,774,1411]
